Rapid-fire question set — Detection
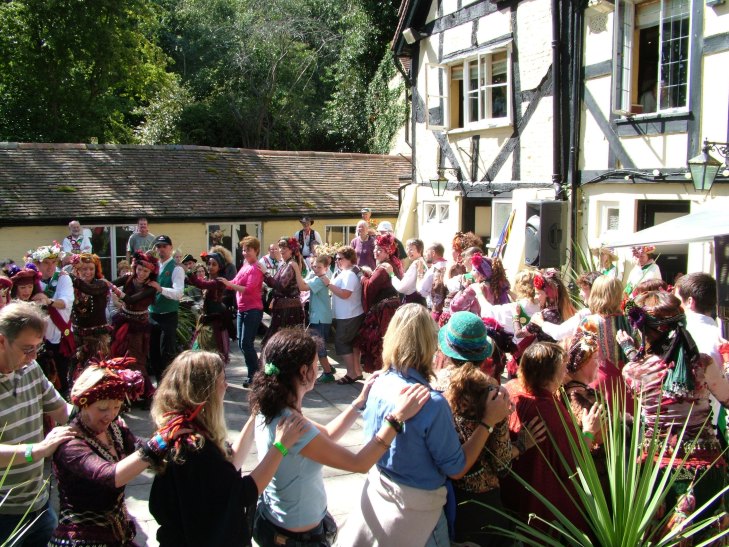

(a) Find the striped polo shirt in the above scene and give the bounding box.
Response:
[0,362,65,514]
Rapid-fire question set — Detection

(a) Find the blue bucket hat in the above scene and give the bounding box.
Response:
[438,311,494,362]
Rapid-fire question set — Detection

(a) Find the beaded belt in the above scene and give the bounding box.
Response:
[120,307,149,317]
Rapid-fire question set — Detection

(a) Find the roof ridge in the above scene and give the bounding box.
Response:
[0,142,410,161]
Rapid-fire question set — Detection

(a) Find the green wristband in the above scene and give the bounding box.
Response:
[583,431,595,441]
[24,444,33,463]
[273,441,288,457]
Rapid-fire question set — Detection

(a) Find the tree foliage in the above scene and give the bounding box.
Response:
[0,0,175,142]
[0,0,406,153]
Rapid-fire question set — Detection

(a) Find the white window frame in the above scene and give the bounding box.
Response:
[599,201,621,236]
[324,224,356,246]
[423,201,450,224]
[425,40,512,131]
[488,199,513,248]
[206,222,262,268]
[612,0,691,117]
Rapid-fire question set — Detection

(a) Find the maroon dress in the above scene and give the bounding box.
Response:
[51,416,139,546]
[501,382,589,534]
[72,277,111,371]
[261,260,304,348]
[186,272,230,362]
[357,266,400,373]
[110,276,157,397]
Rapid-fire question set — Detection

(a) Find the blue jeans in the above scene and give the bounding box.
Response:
[0,502,57,547]
[424,511,450,547]
[238,309,263,379]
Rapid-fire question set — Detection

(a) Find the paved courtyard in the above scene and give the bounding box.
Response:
[49,350,368,546]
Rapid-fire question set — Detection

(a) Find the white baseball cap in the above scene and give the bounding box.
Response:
[377,221,394,233]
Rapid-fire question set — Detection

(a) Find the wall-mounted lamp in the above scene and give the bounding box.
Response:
[429,167,462,197]
[429,170,449,197]
[687,139,729,192]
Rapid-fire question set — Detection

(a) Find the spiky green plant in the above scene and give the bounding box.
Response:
[1,451,49,546]
[480,392,729,546]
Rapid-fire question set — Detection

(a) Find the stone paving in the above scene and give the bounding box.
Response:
[49,350,369,546]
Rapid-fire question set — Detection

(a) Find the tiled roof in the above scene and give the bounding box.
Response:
[0,143,411,224]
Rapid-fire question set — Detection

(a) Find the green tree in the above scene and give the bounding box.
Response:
[0,0,175,143]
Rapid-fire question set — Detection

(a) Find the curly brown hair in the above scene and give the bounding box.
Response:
[444,361,497,420]
[249,329,317,424]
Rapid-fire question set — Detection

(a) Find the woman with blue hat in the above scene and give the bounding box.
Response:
[339,304,512,546]
[437,311,545,546]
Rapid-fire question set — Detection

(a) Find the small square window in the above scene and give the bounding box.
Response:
[424,202,449,224]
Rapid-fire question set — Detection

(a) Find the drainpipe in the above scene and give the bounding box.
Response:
[551,0,564,200]
[569,2,587,260]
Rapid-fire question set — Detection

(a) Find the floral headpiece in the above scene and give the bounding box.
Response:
[314,243,338,258]
[470,253,493,280]
[71,356,144,407]
[29,242,64,263]
[533,273,545,290]
[283,237,300,254]
[632,245,656,256]
[567,321,599,373]
[375,233,397,257]
[71,253,104,278]
[132,251,159,275]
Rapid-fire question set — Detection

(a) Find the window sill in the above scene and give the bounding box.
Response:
[614,110,692,137]
[446,120,512,136]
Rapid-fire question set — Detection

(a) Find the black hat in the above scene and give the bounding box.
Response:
[153,235,173,246]
[181,254,196,264]
[300,216,314,225]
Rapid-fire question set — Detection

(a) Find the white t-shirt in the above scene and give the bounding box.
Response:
[331,269,363,319]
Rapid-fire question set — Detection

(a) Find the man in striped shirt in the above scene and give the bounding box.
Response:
[0,302,74,546]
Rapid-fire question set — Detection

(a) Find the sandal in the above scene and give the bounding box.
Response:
[336,375,357,385]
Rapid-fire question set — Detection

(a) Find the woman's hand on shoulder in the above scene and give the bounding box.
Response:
[519,416,547,451]
[275,413,310,449]
[379,262,393,275]
[391,384,431,422]
[355,371,382,408]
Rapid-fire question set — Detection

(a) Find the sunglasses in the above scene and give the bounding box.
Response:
[335,256,344,261]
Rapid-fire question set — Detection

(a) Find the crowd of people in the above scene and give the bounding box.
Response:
[1,210,728,546]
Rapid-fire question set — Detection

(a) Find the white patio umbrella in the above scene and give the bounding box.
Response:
[604,208,729,247]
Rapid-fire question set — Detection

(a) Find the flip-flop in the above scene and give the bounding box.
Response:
[353,375,364,381]
[335,375,357,385]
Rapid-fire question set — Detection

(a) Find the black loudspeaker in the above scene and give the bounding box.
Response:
[524,200,568,268]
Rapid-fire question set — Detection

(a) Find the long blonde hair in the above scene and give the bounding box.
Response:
[151,351,228,463]
[382,304,437,378]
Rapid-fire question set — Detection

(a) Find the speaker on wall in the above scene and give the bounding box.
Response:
[524,200,568,268]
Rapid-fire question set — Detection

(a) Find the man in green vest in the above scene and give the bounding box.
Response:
[148,235,184,382]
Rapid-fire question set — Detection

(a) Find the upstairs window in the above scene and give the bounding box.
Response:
[613,0,690,116]
[425,41,512,131]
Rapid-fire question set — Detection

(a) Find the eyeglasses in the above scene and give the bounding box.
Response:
[19,343,44,356]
